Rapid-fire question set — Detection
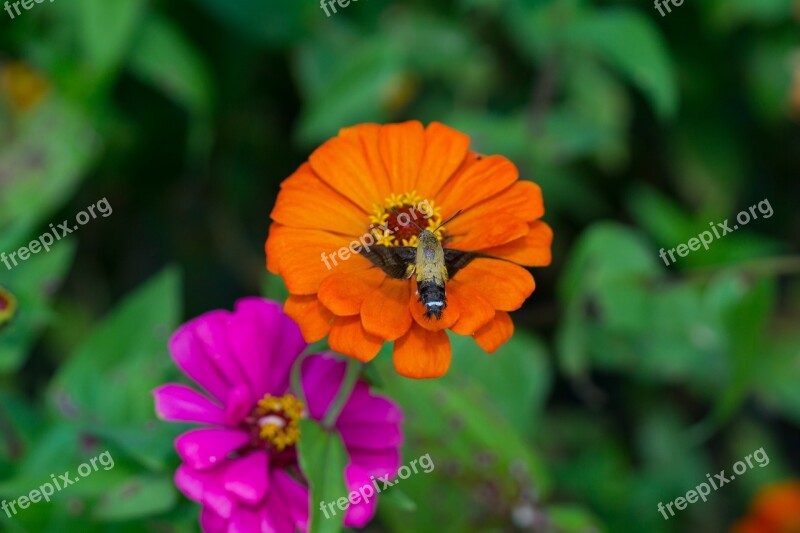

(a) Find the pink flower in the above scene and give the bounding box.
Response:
[154,298,403,532]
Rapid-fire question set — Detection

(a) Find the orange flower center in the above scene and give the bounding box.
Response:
[244,393,304,453]
[369,191,446,247]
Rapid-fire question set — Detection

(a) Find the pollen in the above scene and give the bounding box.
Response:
[251,393,304,452]
[368,191,446,247]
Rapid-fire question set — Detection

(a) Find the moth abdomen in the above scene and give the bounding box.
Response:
[418,280,446,320]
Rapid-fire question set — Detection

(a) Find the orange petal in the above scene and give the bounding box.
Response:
[447,215,529,251]
[415,122,471,200]
[271,163,367,236]
[454,259,535,311]
[446,180,545,250]
[318,269,385,316]
[339,123,392,199]
[393,325,452,379]
[378,121,425,193]
[285,295,333,342]
[448,280,495,335]
[481,221,553,266]
[473,311,514,353]
[436,155,518,214]
[409,278,460,331]
[309,134,383,209]
[361,278,413,341]
[266,223,283,274]
[329,316,383,363]
[266,225,372,295]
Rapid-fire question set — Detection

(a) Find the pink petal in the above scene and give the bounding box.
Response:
[203,484,236,520]
[224,451,270,505]
[301,354,347,421]
[227,504,263,533]
[272,469,309,531]
[339,423,403,451]
[345,448,402,479]
[226,298,306,400]
[193,311,250,391]
[262,476,300,533]
[200,506,227,533]
[170,323,234,403]
[343,464,378,528]
[337,390,403,428]
[225,384,255,426]
[175,463,237,520]
[175,428,249,470]
[154,384,226,426]
[175,464,205,502]
[236,298,307,393]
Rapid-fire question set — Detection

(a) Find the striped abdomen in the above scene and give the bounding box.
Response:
[418,280,446,319]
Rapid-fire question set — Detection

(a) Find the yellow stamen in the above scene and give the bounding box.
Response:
[368,191,446,247]
[254,394,304,451]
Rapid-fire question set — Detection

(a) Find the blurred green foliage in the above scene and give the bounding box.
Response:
[1,0,799,532]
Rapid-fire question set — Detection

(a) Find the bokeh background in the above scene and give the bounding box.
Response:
[1,0,799,531]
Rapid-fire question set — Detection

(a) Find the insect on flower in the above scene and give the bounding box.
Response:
[360,208,496,320]
[267,121,553,379]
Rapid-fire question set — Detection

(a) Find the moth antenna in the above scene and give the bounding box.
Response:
[435,209,463,232]
[391,207,425,232]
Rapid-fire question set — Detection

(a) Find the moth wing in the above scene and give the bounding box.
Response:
[358,246,417,279]
[443,249,482,279]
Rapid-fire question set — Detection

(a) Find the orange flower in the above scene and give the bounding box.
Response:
[732,481,800,533]
[266,121,552,379]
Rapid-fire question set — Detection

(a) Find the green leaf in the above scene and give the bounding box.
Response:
[549,504,602,532]
[48,267,182,425]
[190,0,309,45]
[565,9,677,119]
[297,419,348,533]
[378,487,417,513]
[76,0,147,84]
[93,475,177,521]
[296,38,405,144]
[0,241,76,373]
[0,99,101,232]
[755,335,800,424]
[128,15,214,118]
[448,332,551,438]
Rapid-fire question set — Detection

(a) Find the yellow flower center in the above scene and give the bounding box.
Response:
[368,191,446,247]
[252,393,304,452]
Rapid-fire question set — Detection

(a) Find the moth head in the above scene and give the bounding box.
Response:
[418,230,439,248]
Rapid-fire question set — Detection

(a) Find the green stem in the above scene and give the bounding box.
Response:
[290,352,311,407]
[322,358,362,430]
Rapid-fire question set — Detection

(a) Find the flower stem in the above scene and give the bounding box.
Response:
[322,358,362,430]
[290,352,311,408]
